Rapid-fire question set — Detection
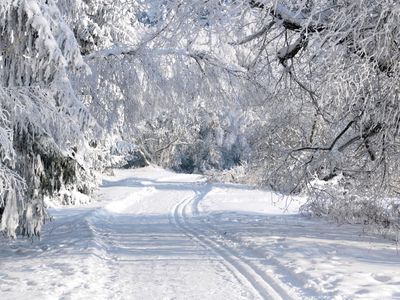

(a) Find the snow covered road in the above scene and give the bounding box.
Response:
[1,166,400,299]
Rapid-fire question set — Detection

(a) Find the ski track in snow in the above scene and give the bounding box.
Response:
[173,191,296,299]
[1,166,400,299]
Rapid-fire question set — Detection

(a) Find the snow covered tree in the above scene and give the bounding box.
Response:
[237,0,400,229]
[244,2,398,177]
[0,0,101,238]
[60,0,258,172]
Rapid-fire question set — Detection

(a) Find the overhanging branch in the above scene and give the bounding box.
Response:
[292,120,355,153]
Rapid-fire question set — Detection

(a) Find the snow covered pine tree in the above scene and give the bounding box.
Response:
[0,0,100,238]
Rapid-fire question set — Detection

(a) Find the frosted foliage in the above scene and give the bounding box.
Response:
[0,0,87,86]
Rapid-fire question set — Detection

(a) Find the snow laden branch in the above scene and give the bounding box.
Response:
[292,120,355,153]
[231,21,275,45]
[248,1,400,74]
[85,46,247,75]
[291,119,383,159]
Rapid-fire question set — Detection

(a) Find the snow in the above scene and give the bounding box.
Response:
[1,166,400,299]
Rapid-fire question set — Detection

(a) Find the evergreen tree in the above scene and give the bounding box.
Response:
[0,0,100,238]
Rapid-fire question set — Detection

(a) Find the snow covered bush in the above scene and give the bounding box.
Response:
[109,140,149,169]
[300,175,400,240]
[133,107,251,174]
[205,163,251,185]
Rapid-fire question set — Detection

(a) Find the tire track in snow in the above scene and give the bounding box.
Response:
[171,193,291,300]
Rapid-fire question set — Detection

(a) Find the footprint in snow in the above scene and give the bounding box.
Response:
[373,274,392,282]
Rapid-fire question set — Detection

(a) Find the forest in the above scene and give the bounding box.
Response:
[1,0,400,239]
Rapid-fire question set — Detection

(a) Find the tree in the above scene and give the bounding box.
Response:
[243,1,400,185]
[0,0,101,238]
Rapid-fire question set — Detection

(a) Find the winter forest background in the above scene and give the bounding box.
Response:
[1,0,400,238]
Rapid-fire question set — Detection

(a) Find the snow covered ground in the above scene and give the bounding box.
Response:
[1,166,400,299]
